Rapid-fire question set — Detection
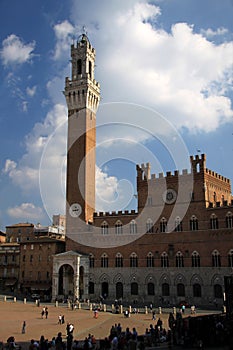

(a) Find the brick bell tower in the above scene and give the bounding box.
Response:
[64,34,100,233]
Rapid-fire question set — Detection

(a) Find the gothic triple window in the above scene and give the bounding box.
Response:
[212,250,221,268]
[146,252,154,267]
[146,218,153,233]
[226,212,233,229]
[160,218,167,233]
[161,252,169,268]
[175,217,183,232]
[101,253,108,268]
[210,214,219,230]
[176,252,184,268]
[115,221,123,234]
[192,251,200,267]
[228,249,233,268]
[190,215,198,231]
[130,253,138,268]
[115,253,123,268]
[130,220,137,234]
[101,221,108,235]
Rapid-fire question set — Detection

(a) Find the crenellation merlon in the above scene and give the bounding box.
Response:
[205,168,230,183]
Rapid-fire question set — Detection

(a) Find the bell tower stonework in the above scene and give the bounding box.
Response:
[64,34,100,234]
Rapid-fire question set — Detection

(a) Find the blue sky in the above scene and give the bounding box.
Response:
[0,0,233,230]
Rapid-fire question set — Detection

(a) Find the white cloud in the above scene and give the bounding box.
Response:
[96,166,134,212]
[69,1,233,133]
[3,103,67,193]
[3,159,16,174]
[53,20,76,60]
[0,34,36,66]
[201,27,229,38]
[26,85,37,97]
[7,203,44,220]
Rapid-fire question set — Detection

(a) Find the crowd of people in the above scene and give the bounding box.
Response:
[4,304,233,350]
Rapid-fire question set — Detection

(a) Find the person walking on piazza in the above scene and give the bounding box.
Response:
[21,320,26,334]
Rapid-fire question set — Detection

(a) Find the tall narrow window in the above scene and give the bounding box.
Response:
[130,253,138,267]
[89,61,92,79]
[146,219,153,233]
[212,250,221,267]
[190,215,198,231]
[226,212,233,228]
[115,221,123,234]
[101,253,108,268]
[77,59,82,75]
[210,214,218,230]
[175,217,183,232]
[176,252,184,268]
[146,252,154,267]
[228,250,233,267]
[89,254,95,268]
[160,218,167,233]
[192,251,200,267]
[130,220,137,234]
[101,221,108,235]
[115,253,123,268]
[161,252,169,268]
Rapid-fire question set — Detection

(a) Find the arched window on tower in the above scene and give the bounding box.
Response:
[130,253,138,268]
[77,59,82,75]
[146,252,154,267]
[101,221,108,235]
[176,251,184,268]
[226,212,233,228]
[210,214,219,230]
[101,253,108,268]
[161,252,169,268]
[190,215,198,231]
[192,251,200,267]
[212,250,221,267]
[89,61,92,79]
[130,220,137,234]
[115,253,123,268]
[160,217,167,233]
[228,249,233,267]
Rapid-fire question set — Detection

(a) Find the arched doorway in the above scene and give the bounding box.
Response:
[102,282,109,298]
[58,264,74,297]
[116,282,123,299]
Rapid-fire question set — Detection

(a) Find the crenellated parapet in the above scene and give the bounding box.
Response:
[93,210,137,218]
[136,163,191,183]
[205,168,230,184]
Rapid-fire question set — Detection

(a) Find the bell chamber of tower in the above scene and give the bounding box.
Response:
[64,34,100,234]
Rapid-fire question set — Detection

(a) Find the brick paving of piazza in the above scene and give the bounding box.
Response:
[0,300,226,349]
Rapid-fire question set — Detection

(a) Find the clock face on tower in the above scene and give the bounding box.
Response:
[69,203,82,217]
[163,189,177,204]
